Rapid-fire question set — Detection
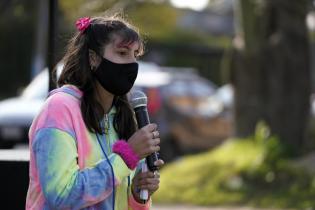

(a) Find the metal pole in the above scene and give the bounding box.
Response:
[47,0,58,91]
[31,0,48,79]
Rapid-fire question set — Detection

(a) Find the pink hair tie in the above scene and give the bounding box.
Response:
[75,17,91,33]
[113,140,140,170]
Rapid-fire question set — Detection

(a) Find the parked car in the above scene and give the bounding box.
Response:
[144,68,233,160]
[0,62,232,161]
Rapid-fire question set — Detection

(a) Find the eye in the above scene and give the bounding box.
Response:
[117,48,131,56]
[118,51,127,56]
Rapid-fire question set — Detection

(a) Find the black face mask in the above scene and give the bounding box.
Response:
[93,57,138,96]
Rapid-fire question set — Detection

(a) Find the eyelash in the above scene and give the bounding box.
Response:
[117,51,138,58]
[118,51,127,56]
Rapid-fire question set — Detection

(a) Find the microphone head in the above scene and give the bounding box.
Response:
[130,90,147,108]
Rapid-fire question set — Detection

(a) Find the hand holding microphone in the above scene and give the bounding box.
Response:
[127,124,162,203]
[127,123,160,160]
[128,90,163,202]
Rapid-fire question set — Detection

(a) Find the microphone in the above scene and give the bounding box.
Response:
[130,90,159,171]
[130,90,160,201]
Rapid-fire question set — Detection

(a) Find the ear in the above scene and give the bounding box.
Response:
[89,50,101,70]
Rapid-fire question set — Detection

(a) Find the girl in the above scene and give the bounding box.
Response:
[26,16,163,210]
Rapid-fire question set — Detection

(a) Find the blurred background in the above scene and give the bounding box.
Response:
[0,0,315,209]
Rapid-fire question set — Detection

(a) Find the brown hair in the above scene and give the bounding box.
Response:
[56,16,144,139]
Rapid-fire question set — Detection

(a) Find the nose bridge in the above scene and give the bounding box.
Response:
[126,49,137,63]
[129,55,137,63]
[129,42,139,62]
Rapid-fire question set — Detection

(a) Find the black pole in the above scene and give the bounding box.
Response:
[47,0,58,91]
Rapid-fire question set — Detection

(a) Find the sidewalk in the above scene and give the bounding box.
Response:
[152,205,284,210]
[153,205,211,210]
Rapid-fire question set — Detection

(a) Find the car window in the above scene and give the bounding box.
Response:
[21,70,48,100]
[166,81,187,96]
[20,63,63,100]
[135,61,171,87]
[189,80,216,97]
[166,79,216,97]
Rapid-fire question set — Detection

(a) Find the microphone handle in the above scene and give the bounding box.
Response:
[134,106,159,172]
[140,162,149,201]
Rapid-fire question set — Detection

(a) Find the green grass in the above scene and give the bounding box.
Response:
[154,123,315,209]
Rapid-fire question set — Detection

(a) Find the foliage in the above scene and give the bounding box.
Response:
[127,2,231,48]
[57,0,231,84]
[58,1,231,48]
[126,2,178,42]
[0,0,232,98]
[154,122,315,209]
[0,0,37,99]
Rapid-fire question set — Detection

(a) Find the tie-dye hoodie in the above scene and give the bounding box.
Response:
[26,85,151,210]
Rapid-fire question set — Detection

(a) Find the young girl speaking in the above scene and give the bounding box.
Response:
[26,16,164,210]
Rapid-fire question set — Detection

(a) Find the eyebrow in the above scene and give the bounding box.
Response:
[116,44,129,49]
[116,41,132,48]
[115,43,140,55]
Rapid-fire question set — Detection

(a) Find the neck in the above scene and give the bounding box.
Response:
[95,82,114,114]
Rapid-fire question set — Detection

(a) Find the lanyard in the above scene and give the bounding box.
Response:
[96,118,131,210]
[96,120,116,210]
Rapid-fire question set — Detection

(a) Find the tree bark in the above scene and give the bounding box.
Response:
[232,0,311,152]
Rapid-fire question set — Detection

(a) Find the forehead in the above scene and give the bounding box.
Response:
[110,35,140,50]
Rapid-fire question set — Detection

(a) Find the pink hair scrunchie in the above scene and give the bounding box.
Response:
[113,140,140,170]
[75,17,91,33]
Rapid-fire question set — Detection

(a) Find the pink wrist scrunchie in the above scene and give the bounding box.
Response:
[113,140,140,170]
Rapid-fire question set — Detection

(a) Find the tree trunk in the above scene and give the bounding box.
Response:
[232,0,311,153]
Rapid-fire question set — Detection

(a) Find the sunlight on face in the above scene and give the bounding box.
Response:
[170,0,209,11]
[103,35,139,64]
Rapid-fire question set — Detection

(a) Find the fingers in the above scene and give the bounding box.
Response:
[154,159,165,167]
[147,143,160,155]
[146,134,161,155]
[138,177,159,187]
[140,124,159,141]
[137,171,155,179]
[135,123,160,158]
[152,130,159,139]
[137,171,160,181]
[136,171,160,193]
[144,123,157,132]
[150,138,160,148]
[139,183,159,193]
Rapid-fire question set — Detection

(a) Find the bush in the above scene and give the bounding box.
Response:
[154,122,315,209]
